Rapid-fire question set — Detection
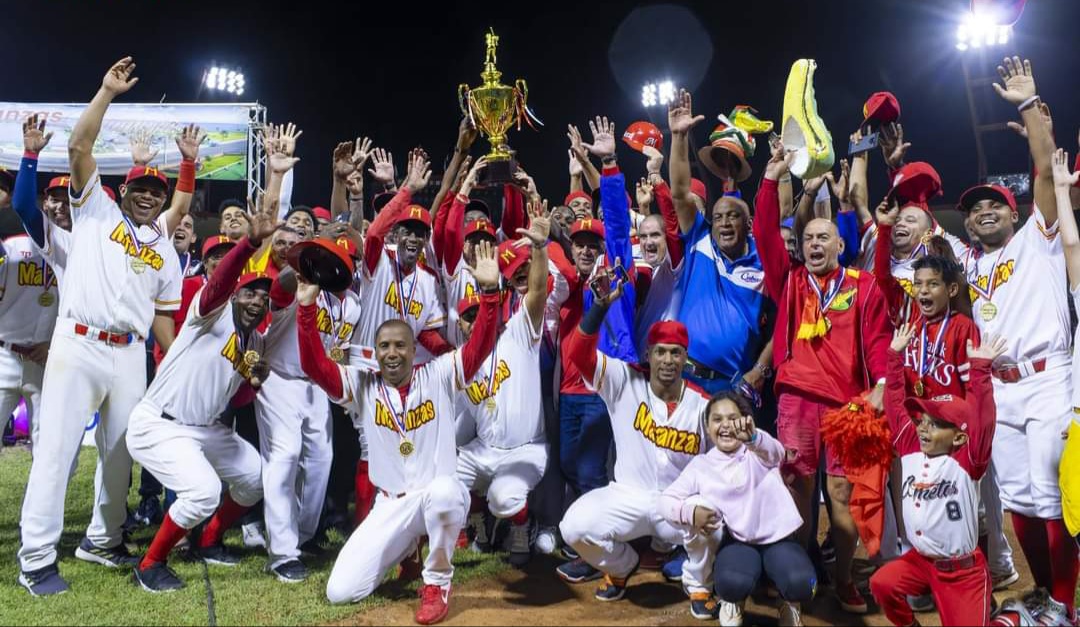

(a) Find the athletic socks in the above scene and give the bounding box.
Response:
[1045,518,1079,615]
[141,513,188,569]
[1010,512,1052,589]
[199,494,249,548]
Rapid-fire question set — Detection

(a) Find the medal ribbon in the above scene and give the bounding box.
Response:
[917,310,951,378]
[377,378,411,440]
[321,291,346,346]
[120,211,163,257]
[808,273,845,314]
[968,248,1008,303]
[394,256,419,321]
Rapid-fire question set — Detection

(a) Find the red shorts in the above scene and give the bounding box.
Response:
[777,392,845,478]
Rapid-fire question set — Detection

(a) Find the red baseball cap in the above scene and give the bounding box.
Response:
[570,218,605,241]
[957,184,1017,213]
[394,205,432,230]
[201,235,236,258]
[904,393,973,431]
[647,321,689,349]
[124,165,169,189]
[464,219,497,242]
[457,293,483,316]
[887,162,943,207]
[690,178,707,203]
[45,175,71,192]
[622,121,664,153]
[312,206,332,223]
[235,272,272,294]
[497,239,531,281]
[286,238,357,293]
[564,191,592,207]
[332,235,359,259]
[863,91,901,125]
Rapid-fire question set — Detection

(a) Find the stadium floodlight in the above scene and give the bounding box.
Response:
[641,80,677,108]
[956,10,1012,51]
[202,64,246,98]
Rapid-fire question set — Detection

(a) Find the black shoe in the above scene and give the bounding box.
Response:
[133,562,185,593]
[190,543,240,567]
[135,497,164,526]
[75,537,140,568]
[299,539,326,557]
[271,559,308,583]
[18,563,69,597]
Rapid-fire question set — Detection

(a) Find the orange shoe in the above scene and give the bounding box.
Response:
[415,583,451,625]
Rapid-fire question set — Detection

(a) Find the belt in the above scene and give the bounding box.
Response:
[683,358,729,382]
[74,323,136,346]
[992,358,1046,383]
[161,411,176,421]
[932,552,977,573]
[0,340,34,358]
[378,488,407,499]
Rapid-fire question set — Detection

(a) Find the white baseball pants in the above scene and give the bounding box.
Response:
[560,482,711,593]
[255,373,333,569]
[326,475,469,604]
[18,323,145,572]
[0,344,43,450]
[456,439,547,518]
[126,401,262,528]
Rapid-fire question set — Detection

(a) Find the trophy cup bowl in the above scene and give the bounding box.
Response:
[460,82,519,184]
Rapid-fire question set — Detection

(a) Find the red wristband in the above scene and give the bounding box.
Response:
[176,159,196,193]
[23,150,39,160]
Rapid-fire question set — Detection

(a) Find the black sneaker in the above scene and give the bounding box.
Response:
[18,563,69,597]
[190,543,240,567]
[75,537,140,568]
[299,539,327,557]
[135,497,164,526]
[133,562,185,593]
[271,559,308,583]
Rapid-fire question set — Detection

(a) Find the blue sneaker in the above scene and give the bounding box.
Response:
[18,563,69,597]
[594,560,639,602]
[556,558,602,583]
[661,547,687,582]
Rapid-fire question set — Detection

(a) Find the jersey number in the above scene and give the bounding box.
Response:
[946,500,963,522]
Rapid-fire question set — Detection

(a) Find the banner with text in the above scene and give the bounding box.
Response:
[0,102,253,180]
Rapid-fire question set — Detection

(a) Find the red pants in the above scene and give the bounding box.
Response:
[869,549,992,626]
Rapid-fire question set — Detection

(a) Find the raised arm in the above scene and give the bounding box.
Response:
[872,200,907,318]
[199,203,280,313]
[445,157,487,271]
[568,124,601,192]
[516,201,552,333]
[70,57,139,192]
[994,57,1057,225]
[431,119,478,215]
[848,130,874,228]
[886,324,917,452]
[962,336,1005,477]
[504,168,540,238]
[752,143,796,302]
[567,280,623,381]
[1052,149,1080,290]
[296,281,345,400]
[458,241,502,379]
[14,115,52,245]
[652,179,684,267]
[668,90,707,234]
[363,151,430,274]
[158,124,203,235]
[330,139,360,220]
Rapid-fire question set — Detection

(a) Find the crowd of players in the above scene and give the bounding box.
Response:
[1,55,1079,626]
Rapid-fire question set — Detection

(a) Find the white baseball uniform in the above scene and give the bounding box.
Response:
[324,351,470,604]
[127,287,267,529]
[455,307,547,519]
[19,170,182,572]
[255,288,362,569]
[962,205,1071,519]
[0,235,58,449]
[442,259,477,348]
[357,250,446,367]
[559,349,713,591]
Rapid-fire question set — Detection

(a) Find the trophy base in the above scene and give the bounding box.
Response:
[478,157,517,185]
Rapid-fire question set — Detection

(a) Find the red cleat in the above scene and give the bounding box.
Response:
[415,584,451,625]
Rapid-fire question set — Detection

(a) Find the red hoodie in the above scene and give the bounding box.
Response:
[753,178,891,406]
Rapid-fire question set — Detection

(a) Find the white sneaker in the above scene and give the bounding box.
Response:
[241,522,266,548]
[535,526,558,555]
[991,568,1021,591]
[718,600,744,627]
[777,602,803,627]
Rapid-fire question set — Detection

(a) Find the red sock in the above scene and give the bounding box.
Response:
[141,513,188,569]
[1011,512,1052,589]
[199,494,249,548]
[354,460,375,525]
[509,505,529,526]
[1045,518,1079,615]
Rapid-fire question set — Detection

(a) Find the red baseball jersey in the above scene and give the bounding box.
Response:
[899,311,980,399]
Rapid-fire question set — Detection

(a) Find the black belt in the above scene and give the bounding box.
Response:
[683,358,729,381]
[161,411,177,422]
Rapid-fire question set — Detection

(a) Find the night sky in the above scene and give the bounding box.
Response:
[3,0,1078,219]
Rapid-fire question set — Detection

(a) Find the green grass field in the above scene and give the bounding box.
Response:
[0,446,510,626]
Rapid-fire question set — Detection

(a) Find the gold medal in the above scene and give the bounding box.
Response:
[485,397,497,411]
[399,440,415,457]
[130,258,148,274]
[980,302,998,322]
[37,292,55,307]
[329,346,346,363]
[914,379,925,397]
[243,350,260,367]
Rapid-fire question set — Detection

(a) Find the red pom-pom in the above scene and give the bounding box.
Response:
[820,398,893,471]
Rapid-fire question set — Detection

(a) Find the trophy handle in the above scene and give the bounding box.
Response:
[514,79,543,130]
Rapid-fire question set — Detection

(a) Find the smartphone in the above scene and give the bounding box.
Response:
[849,132,879,156]
[588,264,629,300]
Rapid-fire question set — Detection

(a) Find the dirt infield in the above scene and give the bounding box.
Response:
[341,518,1036,626]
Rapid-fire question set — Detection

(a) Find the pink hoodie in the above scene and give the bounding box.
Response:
[660,431,803,544]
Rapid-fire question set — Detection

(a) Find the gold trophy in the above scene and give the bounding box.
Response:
[458,28,541,184]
